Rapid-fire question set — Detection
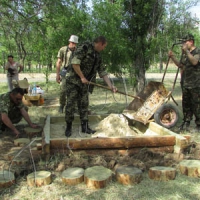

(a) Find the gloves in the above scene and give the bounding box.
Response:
[8,68,15,76]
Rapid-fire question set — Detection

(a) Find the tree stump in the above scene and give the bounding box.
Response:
[27,171,51,187]
[24,127,42,139]
[179,160,200,177]
[14,138,30,146]
[115,166,143,185]
[61,167,84,185]
[0,170,15,188]
[148,166,176,181]
[84,166,112,189]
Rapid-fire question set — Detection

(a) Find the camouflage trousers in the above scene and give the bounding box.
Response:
[182,87,200,125]
[65,82,89,123]
[59,76,67,106]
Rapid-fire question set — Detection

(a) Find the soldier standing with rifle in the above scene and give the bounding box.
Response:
[168,34,200,132]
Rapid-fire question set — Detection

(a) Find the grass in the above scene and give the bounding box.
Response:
[1,74,200,200]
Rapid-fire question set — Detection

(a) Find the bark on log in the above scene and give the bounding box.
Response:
[50,135,175,150]
[84,166,112,189]
[179,160,200,177]
[115,166,143,185]
[62,167,84,185]
[27,171,51,187]
[0,170,15,188]
[148,166,176,181]
[50,146,174,156]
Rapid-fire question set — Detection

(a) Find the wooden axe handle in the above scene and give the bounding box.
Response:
[88,82,144,102]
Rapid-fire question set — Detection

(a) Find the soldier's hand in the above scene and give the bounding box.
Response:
[13,129,20,138]
[29,123,39,129]
[81,77,89,84]
[182,44,188,53]
[111,86,117,93]
[56,74,61,84]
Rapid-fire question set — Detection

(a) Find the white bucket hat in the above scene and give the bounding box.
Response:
[69,35,79,43]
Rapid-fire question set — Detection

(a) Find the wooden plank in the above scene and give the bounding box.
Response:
[50,135,175,150]
[42,115,50,154]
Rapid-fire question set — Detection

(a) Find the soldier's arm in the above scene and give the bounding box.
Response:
[1,113,20,137]
[18,63,23,73]
[20,107,37,128]
[185,50,199,66]
[72,64,88,84]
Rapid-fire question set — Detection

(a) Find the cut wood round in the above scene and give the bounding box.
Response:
[84,166,112,189]
[179,159,200,177]
[27,171,51,187]
[61,167,84,185]
[14,138,30,146]
[115,166,143,185]
[0,170,15,188]
[148,166,176,181]
[24,127,42,138]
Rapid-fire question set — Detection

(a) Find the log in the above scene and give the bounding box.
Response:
[148,166,176,181]
[50,146,174,156]
[115,166,143,185]
[14,138,30,146]
[84,166,112,189]
[61,167,84,185]
[27,171,51,187]
[24,127,43,139]
[50,135,175,150]
[0,170,15,188]
[179,160,200,177]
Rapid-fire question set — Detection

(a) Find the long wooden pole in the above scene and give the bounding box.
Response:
[89,82,144,102]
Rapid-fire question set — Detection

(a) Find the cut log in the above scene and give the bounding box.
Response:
[24,127,43,139]
[115,166,143,185]
[27,171,51,187]
[179,160,200,177]
[14,138,30,146]
[84,166,112,189]
[61,167,84,185]
[50,135,175,150]
[0,170,15,188]
[148,166,176,181]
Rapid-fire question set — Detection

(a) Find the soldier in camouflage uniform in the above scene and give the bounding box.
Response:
[56,35,79,113]
[65,36,117,137]
[168,34,200,131]
[0,88,38,137]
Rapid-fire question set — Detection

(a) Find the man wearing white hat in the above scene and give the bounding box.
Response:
[56,35,79,113]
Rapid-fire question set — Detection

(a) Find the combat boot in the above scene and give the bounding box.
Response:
[65,122,72,137]
[58,105,64,113]
[81,121,96,134]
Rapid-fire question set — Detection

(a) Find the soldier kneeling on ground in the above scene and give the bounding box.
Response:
[0,86,38,137]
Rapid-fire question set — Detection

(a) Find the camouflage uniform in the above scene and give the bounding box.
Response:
[181,48,200,125]
[0,92,26,130]
[65,42,108,123]
[57,46,74,107]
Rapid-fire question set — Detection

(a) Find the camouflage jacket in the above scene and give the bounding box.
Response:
[0,92,24,116]
[67,42,108,86]
[181,47,200,88]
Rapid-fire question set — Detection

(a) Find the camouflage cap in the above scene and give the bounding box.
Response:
[182,34,194,41]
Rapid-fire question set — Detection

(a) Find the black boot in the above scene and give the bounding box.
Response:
[65,122,72,137]
[81,121,96,134]
[58,105,64,113]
